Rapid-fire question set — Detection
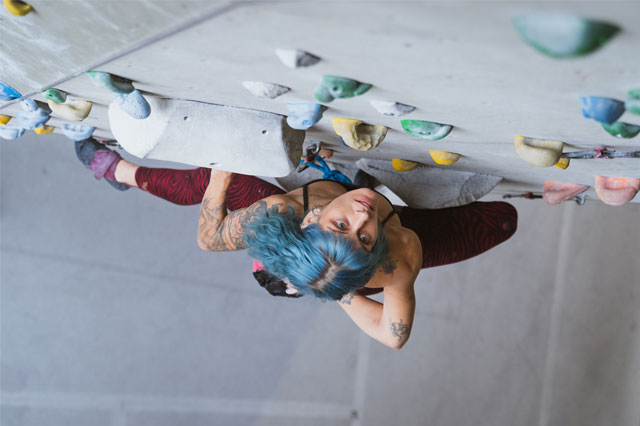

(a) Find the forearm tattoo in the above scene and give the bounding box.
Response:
[340,293,355,305]
[390,319,410,340]
[198,200,270,251]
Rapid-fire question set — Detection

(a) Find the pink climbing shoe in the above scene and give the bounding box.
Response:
[543,181,589,205]
[594,176,640,206]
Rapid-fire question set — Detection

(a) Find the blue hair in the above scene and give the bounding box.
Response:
[243,206,388,300]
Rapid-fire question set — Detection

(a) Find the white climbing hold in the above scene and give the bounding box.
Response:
[514,135,564,167]
[275,48,321,68]
[48,98,93,121]
[356,158,502,209]
[242,81,291,99]
[108,97,305,177]
[370,100,415,117]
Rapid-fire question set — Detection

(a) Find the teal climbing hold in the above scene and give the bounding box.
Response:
[0,80,21,101]
[87,71,135,94]
[601,122,640,139]
[314,75,371,103]
[42,88,67,104]
[401,119,453,141]
[513,14,619,58]
[626,89,640,115]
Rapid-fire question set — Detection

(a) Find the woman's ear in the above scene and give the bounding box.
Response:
[300,206,322,229]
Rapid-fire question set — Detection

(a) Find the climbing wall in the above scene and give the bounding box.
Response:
[1,1,639,204]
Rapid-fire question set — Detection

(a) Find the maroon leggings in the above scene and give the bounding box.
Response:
[134,166,517,269]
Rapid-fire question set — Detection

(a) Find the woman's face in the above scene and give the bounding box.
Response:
[313,188,380,252]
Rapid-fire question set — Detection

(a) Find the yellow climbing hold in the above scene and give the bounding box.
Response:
[332,118,388,151]
[34,124,54,134]
[48,98,93,121]
[514,135,564,167]
[392,158,419,172]
[0,115,11,125]
[554,158,570,169]
[4,0,32,16]
[429,150,460,166]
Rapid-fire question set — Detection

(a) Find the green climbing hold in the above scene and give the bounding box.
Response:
[87,71,135,94]
[400,119,453,141]
[602,122,640,138]
[513,14,619,58]
[626,89,640,115]
[42,88,67,104]
[314,75,371,103]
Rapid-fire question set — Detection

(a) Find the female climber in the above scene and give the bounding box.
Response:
[76,138,517,350]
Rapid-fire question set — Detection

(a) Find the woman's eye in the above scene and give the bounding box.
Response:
[359,234,369,243]
[336,221,346,230]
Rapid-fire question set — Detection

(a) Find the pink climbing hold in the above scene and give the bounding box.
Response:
[594,176,640,206]
[542,181,589,205]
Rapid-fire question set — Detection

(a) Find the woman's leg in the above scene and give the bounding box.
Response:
[130,164,285,209]
[397,202,518,268]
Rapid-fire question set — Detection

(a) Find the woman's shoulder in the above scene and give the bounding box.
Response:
[254,193,304,216]
[387,225,423,272]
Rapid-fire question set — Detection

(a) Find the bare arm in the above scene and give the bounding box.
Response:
[337,259,418,350]
[197,171,288,251]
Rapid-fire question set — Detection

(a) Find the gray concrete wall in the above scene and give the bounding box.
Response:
[2,132,639,426]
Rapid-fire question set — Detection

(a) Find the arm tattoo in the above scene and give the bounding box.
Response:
[390,319,410,340]
[198,200,271,251]
[340,293,355,305]
[380,257,397,275]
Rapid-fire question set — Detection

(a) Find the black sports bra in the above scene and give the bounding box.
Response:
[302,179,398,227]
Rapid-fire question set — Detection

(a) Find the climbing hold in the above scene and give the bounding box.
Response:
[357,158,502,209]
[514,135,564,167]
[286,103,328,130]
[114,89,150,119]
[34,124,55,135]
[108,97,304,177]
[554,158,570,169]
[0,115,11,125]
[401,119,453,141]
[370,100,415,117]
[48,98,93,121]
[42,88,67,104]
[314,76,371,103]
[275,48,321,68]
[580,96,625,124]
[594,176,640,206]
[87,71,135,94]
[626,89,640,115]
[332,118,387,151]
[513,14,619,58]
[3,0,32,16]
[15,99,50,129]
[392,159,419,172]
[0,124,25,140]
[601,122,640,138]
[61,123,95,141]
[0,80,21,101]
[242,81,290,99]
[543,181,589,205]
[429,150,460,166]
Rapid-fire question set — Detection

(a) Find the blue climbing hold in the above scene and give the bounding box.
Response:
[15,99,50,129]
[61,123,96,141]
[580,96,625,124]
[0,81,22,101]
[286,103,328,130]
[115,89,150,119]
[0,125,25,140]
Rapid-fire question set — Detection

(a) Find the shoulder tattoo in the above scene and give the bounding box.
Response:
[380,256,398,275]
[339,292,355,305]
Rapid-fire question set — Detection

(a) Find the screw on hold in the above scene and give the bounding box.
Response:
[503,192,586,205]
[297,141,323,173]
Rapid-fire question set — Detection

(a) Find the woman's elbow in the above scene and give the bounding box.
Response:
[197,237,212,251]
[385,336,410,350]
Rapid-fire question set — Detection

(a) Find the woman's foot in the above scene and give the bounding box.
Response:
[74,138,130,191]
